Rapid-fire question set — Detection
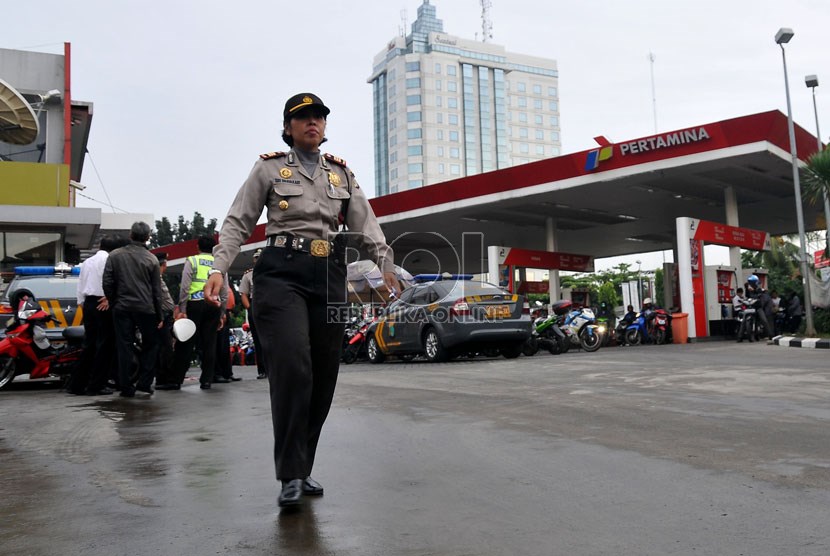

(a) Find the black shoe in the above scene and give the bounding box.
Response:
[229,375,242,381]
[213,377,231,384]
[736,339,743,343]
[86,387,115,395]
[155,383,181,390]
[302,477,324,496]
[200,382,211,390]
[136,386,154,396]
[120,390,136,398]
[257,373,267,379]
[278,479,303,507]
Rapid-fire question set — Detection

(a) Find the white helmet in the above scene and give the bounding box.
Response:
[173,318,196,342]
[643,297,653,305]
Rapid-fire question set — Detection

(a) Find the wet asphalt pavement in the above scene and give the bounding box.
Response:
[1,342,829,556]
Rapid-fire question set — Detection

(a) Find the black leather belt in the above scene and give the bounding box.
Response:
[266,235,332,257]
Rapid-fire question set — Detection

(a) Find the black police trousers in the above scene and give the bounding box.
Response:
[253,245,346,481]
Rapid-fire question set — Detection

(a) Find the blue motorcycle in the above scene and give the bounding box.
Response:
[624,310,653,346]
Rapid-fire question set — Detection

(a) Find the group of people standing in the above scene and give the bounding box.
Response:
[71,224,243,397]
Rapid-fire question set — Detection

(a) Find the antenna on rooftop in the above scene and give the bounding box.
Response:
[399,9,408,37]
[480,0,493,43]
[648,52,657,133]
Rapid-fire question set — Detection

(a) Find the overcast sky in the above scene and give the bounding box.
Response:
[5,0,829,269]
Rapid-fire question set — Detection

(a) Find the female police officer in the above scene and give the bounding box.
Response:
[204,93,400,508]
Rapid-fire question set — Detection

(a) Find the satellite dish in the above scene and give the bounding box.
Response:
[0,77,40,145]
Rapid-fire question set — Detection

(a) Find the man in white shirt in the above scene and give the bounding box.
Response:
[70,235,121,395]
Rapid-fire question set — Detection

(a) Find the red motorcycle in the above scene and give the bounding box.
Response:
[651,309,673,345]
[0,293,85,390]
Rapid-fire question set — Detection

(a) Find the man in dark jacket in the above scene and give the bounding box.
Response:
[103,222,163,398]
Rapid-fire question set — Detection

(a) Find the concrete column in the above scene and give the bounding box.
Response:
[487,245,500,286]
[546,217,560,302]
[724,186,742,270]
[676,217,696,338]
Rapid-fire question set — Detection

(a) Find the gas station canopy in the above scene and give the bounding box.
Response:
[371,110,823,275]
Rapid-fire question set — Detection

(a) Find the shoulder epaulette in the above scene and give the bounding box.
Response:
[324,153,348,167]
[259,151,287,160]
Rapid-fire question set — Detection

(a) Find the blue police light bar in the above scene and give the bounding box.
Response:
[413,274,474,283]
[15,265,80,276]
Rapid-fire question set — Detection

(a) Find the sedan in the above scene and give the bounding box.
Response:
[366,276,531,363]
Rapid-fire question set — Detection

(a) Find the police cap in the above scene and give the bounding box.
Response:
[283,93,330,121]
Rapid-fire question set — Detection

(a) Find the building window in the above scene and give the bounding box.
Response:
[436,79,442,91]
[406,61,420,72]
[406,77,421,89]
[406,94,421,105]
[548,86,557,97]
[408,163,423,173]
[518,97,527,108]
[518,112,528,123]
[438,163,445,174]
[388,101,397,113]
[535,115,543,125]
[448,114,458,125]
[450,147,460,158]
[389,118,396,129]
[390,151,397,163]
[435,63,441,74]
[447,65,457,76]
[436,95,443,107]
[550,131,560,141]
[447,98,458,109]
[517,82,526,92]
[549,100,558,111]
[550,115,559,126]
[536,145,545,155]
[389,84,396,97]
[535,129,544,140]
[519,128,528,138]
[437,146,444,157]
[533,84,542,94]
[390,134,397,146]
[519,143,529,154]
[551,146,561,156]
[408,179,423,188]
[450,163,460,175]
[436,113,443,124]
[447,81,457,92]
[408,145,423,156]
[449,131,459,142]
[407,111,422,122]
[534,99,543,110]
[407,128,422,139]
[391,168,398,179]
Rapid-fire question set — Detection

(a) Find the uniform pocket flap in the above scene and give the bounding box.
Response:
[326,186,351,200]
[273,184,304,197]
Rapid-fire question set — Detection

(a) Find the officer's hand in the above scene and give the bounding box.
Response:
[383,272,402,300]
[204,273,224,307]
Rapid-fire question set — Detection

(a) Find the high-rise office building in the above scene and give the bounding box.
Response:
[368,0,560,197]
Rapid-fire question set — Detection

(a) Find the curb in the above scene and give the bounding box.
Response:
[772,335,830,349]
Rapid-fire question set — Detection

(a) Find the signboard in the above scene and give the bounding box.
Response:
[815,251,830,269]
[689,218,770,250]
[496,247,593,272]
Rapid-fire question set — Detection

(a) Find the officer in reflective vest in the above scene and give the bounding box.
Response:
[171,234,225,389]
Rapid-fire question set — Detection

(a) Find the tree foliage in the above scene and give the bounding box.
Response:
[150,212,218,248]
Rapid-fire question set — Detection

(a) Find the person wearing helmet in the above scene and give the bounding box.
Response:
[744,275,773,341]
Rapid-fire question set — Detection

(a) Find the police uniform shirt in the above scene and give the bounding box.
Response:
[178,257,228,312]
[239,269,254,300]
[212,150,394,274]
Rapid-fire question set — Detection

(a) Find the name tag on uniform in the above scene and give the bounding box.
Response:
[273,178,301,185]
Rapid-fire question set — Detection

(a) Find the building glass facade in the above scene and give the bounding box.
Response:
[367,0,560,196]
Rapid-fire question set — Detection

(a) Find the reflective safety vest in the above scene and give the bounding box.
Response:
[188,254,214,300]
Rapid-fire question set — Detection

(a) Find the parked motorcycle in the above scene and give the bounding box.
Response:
[735,298,758,342]
[0,293,84,390]
[652,309,673,345]
[558,303,602,353]
[342,316,373,364]
[624,310,653,346]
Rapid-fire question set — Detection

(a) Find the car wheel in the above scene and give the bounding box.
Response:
[501,343,523,359]
[367,335,385,364]
[423,328,449,363]
[579,328,602,352]
[625,329,642,346]
[0,356,16,390]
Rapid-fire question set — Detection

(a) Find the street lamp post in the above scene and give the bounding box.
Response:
[636,259,643,309]
[776,28,815,336]
[805,74,830,249]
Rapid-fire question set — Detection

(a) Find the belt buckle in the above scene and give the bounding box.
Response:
[310,239,330,257]
[274,235,288,247]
